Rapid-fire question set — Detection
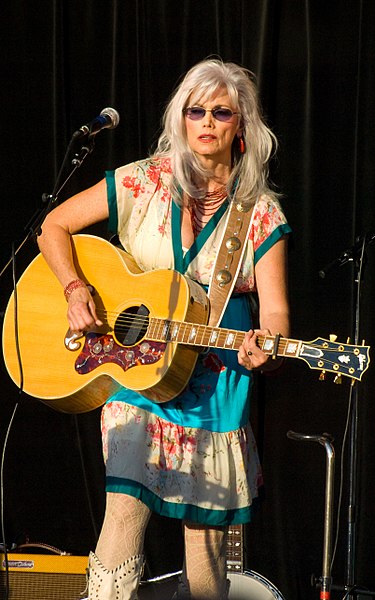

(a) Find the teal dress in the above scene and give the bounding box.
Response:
[101,158,291,525]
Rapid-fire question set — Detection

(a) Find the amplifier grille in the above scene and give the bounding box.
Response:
[0,554,87,600]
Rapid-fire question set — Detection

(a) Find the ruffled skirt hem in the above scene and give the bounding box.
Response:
[101,402,262,525]
[106,477,254,525]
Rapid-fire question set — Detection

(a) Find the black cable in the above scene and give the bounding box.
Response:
[1,403,18,600]
[330,385,354,570]
[73,415,99,541]
[1,242,25,599]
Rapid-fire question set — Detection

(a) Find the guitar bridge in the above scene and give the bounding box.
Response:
[64,328,85,351]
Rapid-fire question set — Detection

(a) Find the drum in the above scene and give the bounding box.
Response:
[228,570,285,599]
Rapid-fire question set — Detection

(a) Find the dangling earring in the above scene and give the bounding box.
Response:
[238,135,245,154]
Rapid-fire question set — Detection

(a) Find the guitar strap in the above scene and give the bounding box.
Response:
[207,199,254,327]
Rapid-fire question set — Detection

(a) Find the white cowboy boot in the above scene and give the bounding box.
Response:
[88,551,144,599]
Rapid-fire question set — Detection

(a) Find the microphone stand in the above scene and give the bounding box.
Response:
[0,131,96,279]
[319,233,375,599]
[0,130,98,600]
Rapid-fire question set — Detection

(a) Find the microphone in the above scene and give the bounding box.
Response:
[319,231,375,278]
[74,107,120,137]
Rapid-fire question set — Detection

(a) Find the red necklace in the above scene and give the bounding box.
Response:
[190,187,227,237]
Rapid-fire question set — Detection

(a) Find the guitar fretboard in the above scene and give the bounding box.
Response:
[146,317,305,360]
[112,308,370,381]
[147,317,300,357]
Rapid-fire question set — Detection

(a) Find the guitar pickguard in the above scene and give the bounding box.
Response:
[75,332,166,375]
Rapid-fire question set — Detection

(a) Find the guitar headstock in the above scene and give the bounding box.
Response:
[298,336,370,382]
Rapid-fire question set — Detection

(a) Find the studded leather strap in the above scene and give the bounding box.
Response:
[207,200,254,327]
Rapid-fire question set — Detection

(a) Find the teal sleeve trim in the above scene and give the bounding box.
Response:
[171,199,184,273]
[254,223,292,265]
[106,476,254,525]
[106,170,118,234]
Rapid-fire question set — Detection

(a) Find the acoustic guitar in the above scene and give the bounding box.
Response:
[2,235,370,413]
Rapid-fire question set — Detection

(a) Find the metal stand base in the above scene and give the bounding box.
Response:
[312,576,375,599]
[287,430,375,600]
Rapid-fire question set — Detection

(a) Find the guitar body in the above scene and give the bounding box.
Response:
[2,235,210,413]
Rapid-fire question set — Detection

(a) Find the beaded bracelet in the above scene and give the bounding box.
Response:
[64,278,87,301]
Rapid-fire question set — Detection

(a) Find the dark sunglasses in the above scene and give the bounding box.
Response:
[183,106,239,122]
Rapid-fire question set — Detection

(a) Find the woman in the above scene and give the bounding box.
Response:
[38,58,291,599]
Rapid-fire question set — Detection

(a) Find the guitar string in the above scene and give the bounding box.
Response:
[94,309,360,349]
[88,311,361,352]
[81,311,364,367]
[94,309,248,338]
[94,314,265,349]
[92,314,357,346]
[78,315,362,363]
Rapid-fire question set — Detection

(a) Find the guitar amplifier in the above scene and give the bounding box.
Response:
[0,553,88,600]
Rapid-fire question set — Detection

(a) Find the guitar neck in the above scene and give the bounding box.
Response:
[148,317,295,358]
[226,524,244,574]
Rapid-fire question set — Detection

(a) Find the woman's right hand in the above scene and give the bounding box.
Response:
[36,178,110,333]
[66,286,103,332]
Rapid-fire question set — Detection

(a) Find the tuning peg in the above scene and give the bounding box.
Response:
[334,374,342,384]
[329,334,337,342]
[319,371,326,381]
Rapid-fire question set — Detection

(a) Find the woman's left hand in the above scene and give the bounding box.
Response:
[237,329,270,371]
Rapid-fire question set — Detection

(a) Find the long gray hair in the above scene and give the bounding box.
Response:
[154,58,278,205]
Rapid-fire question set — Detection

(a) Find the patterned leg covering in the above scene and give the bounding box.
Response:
[177,523,229,600]
[95,492,151,569]
[87,492,151,599]
[88,551,144,600]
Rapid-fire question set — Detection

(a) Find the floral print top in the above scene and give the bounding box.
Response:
[105,157,290,433]
[106,157,291,292]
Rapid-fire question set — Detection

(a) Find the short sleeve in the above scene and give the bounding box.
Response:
[105,170,118,234]
[250,195,291,265]
[104,158,175,269]
[234,194,291,293]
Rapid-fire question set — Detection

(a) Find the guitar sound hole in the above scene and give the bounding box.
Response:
[114,304,150,346]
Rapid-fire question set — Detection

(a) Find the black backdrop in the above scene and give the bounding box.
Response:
[1,2,375,599]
